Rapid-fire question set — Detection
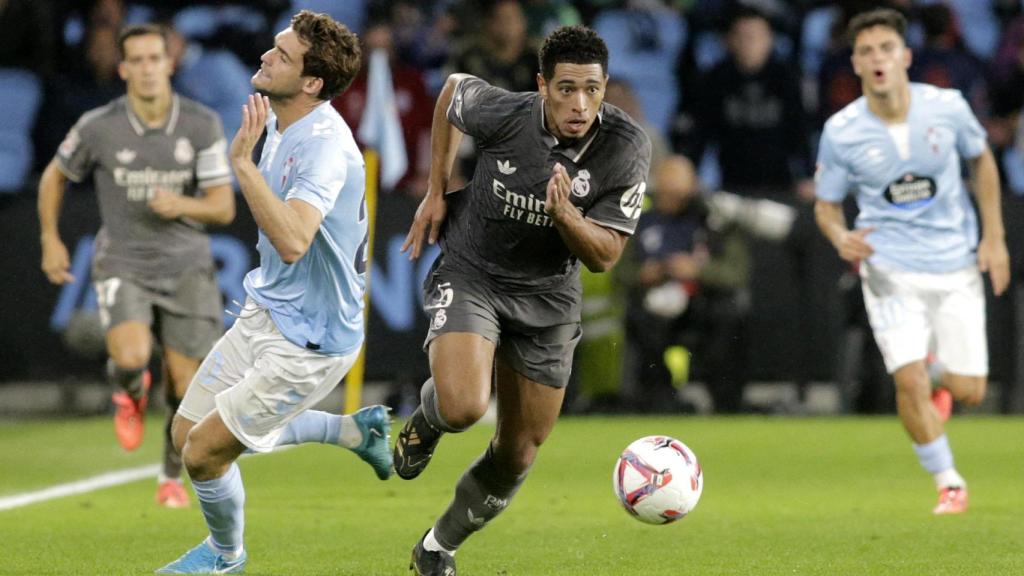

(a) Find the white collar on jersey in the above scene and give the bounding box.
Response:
[125,94,180,136]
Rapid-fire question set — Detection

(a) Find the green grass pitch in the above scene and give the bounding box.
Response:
[0,415,1021,575]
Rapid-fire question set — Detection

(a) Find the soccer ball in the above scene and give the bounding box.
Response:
[612,435,703,524]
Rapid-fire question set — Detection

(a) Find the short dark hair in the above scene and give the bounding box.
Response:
[847,8,907,47]
[538,25,608,81]
[117,24,168,61]
[290,10,362,100]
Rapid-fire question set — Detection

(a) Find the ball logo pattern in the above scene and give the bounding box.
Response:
[613,435,703,524]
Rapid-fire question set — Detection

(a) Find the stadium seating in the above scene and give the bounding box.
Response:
[800,6,840,77]
[921,0,1000,59]
[174,4,267,40]
[174,45,253,140]
[274,0,366,35]
[0,68,43,193]
[594,7,685,139]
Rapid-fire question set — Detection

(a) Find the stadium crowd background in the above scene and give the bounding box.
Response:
[3,0,1024,416]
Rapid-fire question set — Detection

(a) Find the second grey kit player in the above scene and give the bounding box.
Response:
[55,94,230,495]
[57,95,230,360]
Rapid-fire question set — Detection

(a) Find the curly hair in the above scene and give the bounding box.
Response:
[847,8,907,47]
[290,10,362,100]
[538,25,608,81]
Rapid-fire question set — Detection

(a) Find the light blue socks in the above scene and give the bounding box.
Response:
[192,462,245,557]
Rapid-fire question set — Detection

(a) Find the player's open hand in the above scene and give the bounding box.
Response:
[978,234,1010,296]
[402,190,447,260]
[544,162,573,221]
[41,236,75,284]
[148,188,183,219]
[837,227,874,263]
[230,94,270,162]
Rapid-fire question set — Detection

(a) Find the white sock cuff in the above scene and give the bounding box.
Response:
[913,434,954,475]
[423,528,456,556]
[205,536,244,559]
[934,468,966,489]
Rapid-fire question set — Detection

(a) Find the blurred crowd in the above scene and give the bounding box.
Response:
[4,0,1024,414]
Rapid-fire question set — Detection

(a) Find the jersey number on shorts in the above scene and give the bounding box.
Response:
[95,277,122,328]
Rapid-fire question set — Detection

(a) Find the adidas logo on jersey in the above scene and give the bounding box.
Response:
[497,159,517,175]
[116,148,136,164]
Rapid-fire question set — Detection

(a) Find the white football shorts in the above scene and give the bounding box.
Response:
[178,299,358,452]
[860,262,988,376]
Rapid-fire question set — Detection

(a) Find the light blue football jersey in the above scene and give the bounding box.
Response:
[815,83,988,273]
[243,101,368,355]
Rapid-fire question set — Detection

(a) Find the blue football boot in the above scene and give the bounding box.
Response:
[155,539,246,574]
[352,405,393,480]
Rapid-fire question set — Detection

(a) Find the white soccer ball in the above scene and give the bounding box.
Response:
[613,435,703,524]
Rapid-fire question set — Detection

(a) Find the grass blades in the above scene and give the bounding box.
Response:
[1,415,1022,575]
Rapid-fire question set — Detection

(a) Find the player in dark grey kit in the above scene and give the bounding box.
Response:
[38,24,234,508]
[397,25,650,574]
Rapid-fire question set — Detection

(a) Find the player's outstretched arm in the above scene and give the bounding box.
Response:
[38,158,75,284]
[546,163,628,272]
[814,199,874,263]
[968,147,1010,296]
[230,94,321,264]
[402,74,469,260]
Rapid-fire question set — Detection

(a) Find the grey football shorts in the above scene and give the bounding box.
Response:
[422,262,582,389]
[93,267,223,359]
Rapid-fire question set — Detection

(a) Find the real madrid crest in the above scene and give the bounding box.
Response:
[571,169,591,198]
[432,309,448,331]
[174,138,194,164]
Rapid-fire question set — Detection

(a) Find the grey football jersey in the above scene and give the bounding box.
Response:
[441,76,651,294]
[57,95,231,278]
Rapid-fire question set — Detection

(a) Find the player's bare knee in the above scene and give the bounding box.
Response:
[894,369,930,400]
[108,347,149,371]
[442,400,488,430]
[435,378,490,428]
[181,444,202,478]
[182,429,215,478]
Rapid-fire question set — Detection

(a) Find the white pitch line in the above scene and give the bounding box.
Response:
[0,464,160,511]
